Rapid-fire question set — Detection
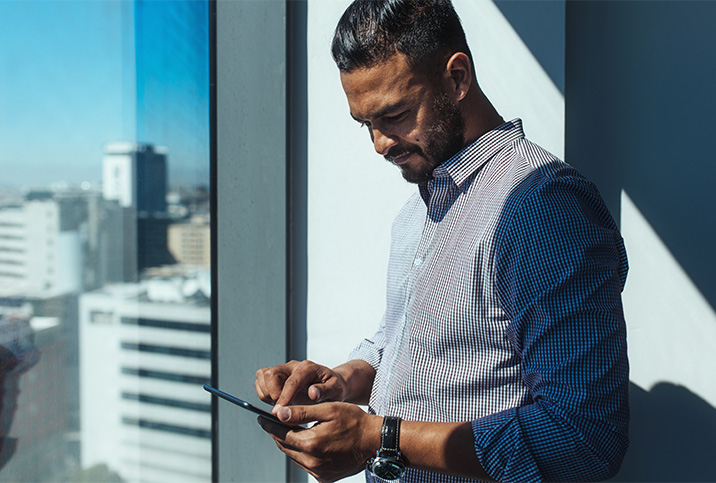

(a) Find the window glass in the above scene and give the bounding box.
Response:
[0,1,211,481]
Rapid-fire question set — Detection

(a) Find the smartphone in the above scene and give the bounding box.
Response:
[203,384,295,428]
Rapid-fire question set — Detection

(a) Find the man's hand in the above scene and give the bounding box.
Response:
[255,359,376,412]
[255,360,350,410]
[257,402,382,483]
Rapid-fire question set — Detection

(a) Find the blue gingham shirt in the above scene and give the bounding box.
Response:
[350,120,629,482]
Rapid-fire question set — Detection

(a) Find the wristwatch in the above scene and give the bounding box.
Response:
[367,416,406,480]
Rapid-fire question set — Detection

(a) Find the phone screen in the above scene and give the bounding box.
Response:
[203,384,294,428]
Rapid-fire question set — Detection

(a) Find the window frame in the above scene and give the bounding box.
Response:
[211,1,307,481]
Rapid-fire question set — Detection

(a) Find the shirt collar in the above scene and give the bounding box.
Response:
[419,119,525,205]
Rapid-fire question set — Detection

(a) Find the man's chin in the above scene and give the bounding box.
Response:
[399,165,433,184]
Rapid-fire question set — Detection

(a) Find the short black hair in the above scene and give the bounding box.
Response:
[331,0,472,74]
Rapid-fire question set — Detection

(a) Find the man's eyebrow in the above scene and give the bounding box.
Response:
[350,101,409,123]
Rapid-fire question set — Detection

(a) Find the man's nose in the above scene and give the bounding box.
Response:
[372,128,398,156]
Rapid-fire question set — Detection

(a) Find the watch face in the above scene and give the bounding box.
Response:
[371,458,405,480]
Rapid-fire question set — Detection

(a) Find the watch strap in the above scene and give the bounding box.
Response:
[379,416,401,456]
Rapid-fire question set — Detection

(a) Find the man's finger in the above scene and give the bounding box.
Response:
[275,362,325,407]
[254,379,269,402]
[259,405,323,453]
[307,376,342,402]
[255,367,276,403]
[262,367,290,403]
[275,403,334,427]
[256,415,296,439]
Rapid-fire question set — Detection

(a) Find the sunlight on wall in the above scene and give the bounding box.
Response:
[454,0,564,160]
[621,190,716,407]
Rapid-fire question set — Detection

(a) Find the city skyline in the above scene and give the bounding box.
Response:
[0,2,213,480]
[0,0,210,189]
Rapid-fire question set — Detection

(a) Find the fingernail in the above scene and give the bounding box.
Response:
[278,406,291,421]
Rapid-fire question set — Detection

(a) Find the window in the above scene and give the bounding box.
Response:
[0,1,211,481]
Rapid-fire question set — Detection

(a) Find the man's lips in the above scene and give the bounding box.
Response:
[385,151,413,166]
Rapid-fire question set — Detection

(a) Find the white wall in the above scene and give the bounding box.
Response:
[306,0,414,368]
[621,191,716,406]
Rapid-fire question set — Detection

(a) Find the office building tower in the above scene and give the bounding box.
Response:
[102,143,175,274]
[102,142,168,214]
[79,270,211,482]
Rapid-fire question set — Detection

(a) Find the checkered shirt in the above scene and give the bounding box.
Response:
[350,119,630,482]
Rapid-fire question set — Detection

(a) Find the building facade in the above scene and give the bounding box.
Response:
[79,272,211,482]
[0,195,83,297]
[168,215,210,268]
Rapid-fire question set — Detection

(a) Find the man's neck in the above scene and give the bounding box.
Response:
[460,88,504,148]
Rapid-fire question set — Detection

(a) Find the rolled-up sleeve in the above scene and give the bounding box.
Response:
[474,175,630,482]
[348,323,387,373]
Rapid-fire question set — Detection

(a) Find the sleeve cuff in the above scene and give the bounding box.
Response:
[472,408,542,482]
[348,337,383,373]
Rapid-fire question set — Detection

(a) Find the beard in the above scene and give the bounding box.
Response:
[385,91,466,184]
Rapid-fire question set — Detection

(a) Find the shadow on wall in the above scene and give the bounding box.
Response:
[565,0,716,311]
[493,0,565,95]
[490,1,716,480]
[613,382,716,482]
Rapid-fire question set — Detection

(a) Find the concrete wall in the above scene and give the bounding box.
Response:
[215,1,289,481]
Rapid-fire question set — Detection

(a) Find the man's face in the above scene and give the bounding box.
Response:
[340,54,466,184]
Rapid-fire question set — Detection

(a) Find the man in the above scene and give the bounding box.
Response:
[255,1,629,482]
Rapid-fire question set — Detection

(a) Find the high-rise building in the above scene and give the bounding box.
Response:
[1,0,211,480]
[0,194,82,297]
[102,142,168,214]
[102,143,175,275]
[79,270,211,482]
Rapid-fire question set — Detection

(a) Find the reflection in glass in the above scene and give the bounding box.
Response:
[0,302,40,472]
[0,0,210,481]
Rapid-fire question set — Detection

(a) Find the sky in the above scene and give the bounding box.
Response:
[0,0,209,190]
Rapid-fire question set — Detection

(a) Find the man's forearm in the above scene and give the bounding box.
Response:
[399,420,493,481]
[261,399,493,482]
[332,360,491,479]
[332,359,375,405]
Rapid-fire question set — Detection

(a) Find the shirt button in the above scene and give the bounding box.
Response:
[413,257,422,267]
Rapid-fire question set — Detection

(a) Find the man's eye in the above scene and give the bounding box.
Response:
[384,111,408,123]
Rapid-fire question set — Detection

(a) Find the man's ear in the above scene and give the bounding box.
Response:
[443,52,472,102]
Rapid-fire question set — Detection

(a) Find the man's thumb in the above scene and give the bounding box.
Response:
[277,405,292,422]
[308,384,325,402]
